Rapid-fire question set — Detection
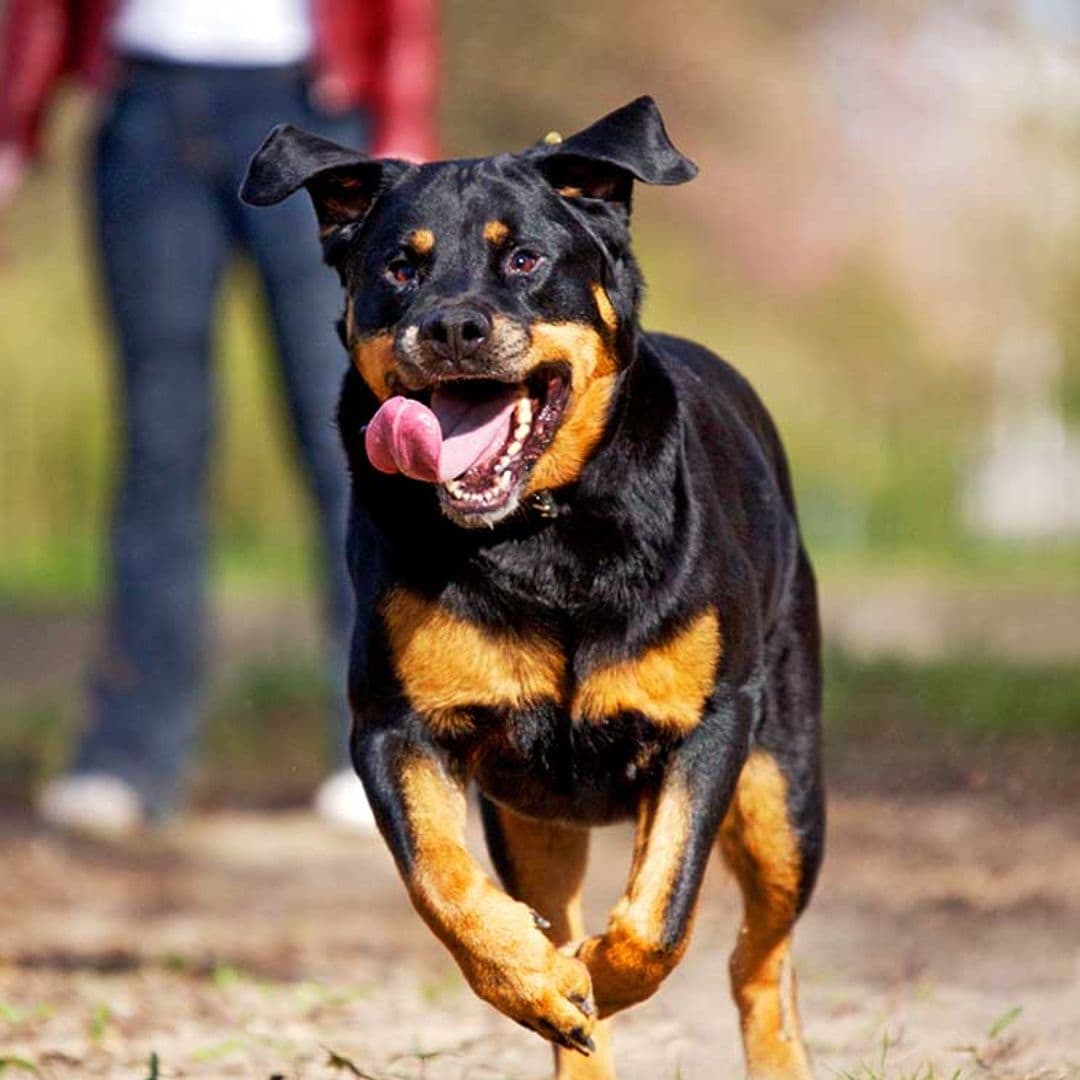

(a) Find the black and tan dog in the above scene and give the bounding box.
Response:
[241,97,823,1079]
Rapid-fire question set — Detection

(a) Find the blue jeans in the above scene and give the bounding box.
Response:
[74,59,366,816]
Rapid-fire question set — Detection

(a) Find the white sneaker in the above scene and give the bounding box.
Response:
[35,773,144,836]
[312,769,378,832]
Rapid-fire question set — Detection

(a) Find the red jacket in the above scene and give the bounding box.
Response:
[0,0,439,161]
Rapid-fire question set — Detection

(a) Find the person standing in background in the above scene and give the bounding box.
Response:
[0,0,439,833]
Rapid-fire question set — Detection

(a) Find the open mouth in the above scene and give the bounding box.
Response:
[436,367,570,517]
[364,364,571,523]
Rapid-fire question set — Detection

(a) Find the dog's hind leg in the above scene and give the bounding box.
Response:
[481,798,616,1080]
[719,748,817,1079]
[721,747,812,1075]
[720,548,823,1079]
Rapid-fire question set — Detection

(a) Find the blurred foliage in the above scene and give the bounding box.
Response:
[195,657,332,807]
[1,1,1079,601]
[826,650,1080,737]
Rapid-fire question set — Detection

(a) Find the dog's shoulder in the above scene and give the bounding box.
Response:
[642,331,799,514]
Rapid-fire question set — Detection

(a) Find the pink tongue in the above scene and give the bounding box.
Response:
[364,397,442,481]
[365,386,518,483]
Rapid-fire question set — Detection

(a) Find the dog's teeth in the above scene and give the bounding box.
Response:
[513,422,530,441]
[506,440,522,456]
[446,458,518,508]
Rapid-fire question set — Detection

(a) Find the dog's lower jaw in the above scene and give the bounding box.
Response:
[437,484,524,528]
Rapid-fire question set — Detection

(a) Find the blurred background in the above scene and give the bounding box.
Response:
[2,0,1077,801]
[0,2,1078,1075]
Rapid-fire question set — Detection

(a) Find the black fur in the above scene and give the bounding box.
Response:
[242,93,824,1017]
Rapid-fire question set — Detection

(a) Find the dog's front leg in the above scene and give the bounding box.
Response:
[355,727,597,1055]
[575,689,752,1019]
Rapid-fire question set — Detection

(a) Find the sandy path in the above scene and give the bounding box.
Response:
[1,792,1078,1079]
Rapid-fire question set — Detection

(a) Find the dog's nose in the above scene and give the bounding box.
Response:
[419,305,491,366]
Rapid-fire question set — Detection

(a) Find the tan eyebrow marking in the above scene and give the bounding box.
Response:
[407,228,435,254]
[483,220,510,245]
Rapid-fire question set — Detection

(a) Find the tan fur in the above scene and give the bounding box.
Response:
[382,589,565,733]
[483,220,510,245]
[591,284,618,332]
[576,776,694,1019]
[350,332,396,402]
[528,370,617,493]
[719,751,813,1079]
[523,321,618,494]
[573,609,721,733]
[491,807,615,1079]
[408,228,435,254]
[399,755,595,1051]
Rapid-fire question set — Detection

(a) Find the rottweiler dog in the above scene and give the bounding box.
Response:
[241,97,823,1080]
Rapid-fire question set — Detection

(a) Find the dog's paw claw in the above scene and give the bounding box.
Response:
[530,908,551,930]
[569,1028,595,1055]
[570,992,595,1017]
[537,1019,593,1056]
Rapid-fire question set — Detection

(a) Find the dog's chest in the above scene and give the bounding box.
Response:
[381,586,720,755]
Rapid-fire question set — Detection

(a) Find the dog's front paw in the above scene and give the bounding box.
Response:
[574,920,682,1019]
[457,898,596,1054]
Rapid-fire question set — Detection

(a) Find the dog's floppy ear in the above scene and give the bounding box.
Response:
[535,96,697,205]
[240,124,409,235]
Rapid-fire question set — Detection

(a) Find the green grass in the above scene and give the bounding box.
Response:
[831,1031,966,1080]
[0,699,73,805]
[834,1062,966,1080]
[830,1006,1070,1080]
[0,654,334,808]
[825,650,1080,738]
[0,1058,40,1076]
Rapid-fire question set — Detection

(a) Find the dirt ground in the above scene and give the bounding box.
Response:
[1,785,1078,1080]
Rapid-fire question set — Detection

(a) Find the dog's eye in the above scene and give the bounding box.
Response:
[386,257,418,286]
[507,249,541,275]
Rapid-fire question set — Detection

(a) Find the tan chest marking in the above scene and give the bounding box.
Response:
[382,588,566,735]
[571,608,722,733]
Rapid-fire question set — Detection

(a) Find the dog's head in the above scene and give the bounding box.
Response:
[241,96,696,528]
